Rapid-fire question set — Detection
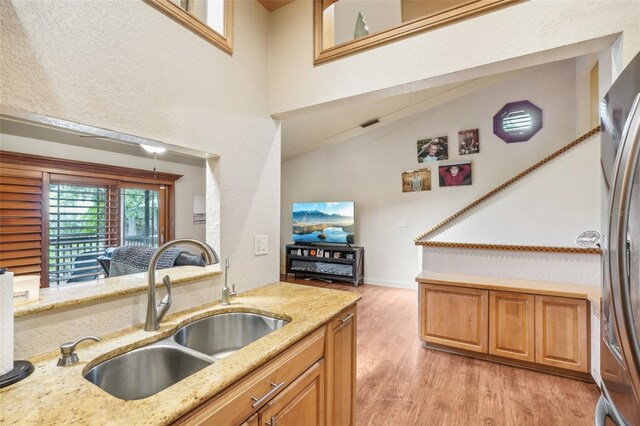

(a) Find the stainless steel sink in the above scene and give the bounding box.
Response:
[83,311,288,400]
[84,343,211,400]
[174,312,289,359]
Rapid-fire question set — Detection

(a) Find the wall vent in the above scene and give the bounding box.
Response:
[360,119,380,128]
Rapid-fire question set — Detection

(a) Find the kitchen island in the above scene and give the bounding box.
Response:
[0,282,360,425]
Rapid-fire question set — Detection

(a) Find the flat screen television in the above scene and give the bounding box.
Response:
[292,201,355,244]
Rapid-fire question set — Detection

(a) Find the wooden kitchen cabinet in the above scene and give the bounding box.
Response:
[174,303,359,426]
[258,360,325,426]
[175,327,325,426]
[416,273,594,379]
[239,414,258,426]
[420,284,488,353]
[535,295,589,373]
[325,305,357,426]
[489,291,535,362]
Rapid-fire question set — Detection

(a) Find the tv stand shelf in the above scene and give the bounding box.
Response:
[285,243,364,287]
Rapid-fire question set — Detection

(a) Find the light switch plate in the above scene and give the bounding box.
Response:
[254,235,268,255]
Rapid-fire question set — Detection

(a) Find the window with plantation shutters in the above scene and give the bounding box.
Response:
[0,166,45,280]
[0,150,181,288]
[48,181,119,285]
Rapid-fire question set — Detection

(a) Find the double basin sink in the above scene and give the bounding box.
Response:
[84,312,289,400]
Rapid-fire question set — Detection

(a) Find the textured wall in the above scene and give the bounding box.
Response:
[1,0,281,292]
[269,0,640,116]
[422,247,600,286]
[14,277,222,359]
[281,60,580,288]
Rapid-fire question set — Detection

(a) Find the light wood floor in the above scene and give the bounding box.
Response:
[282,276,601,425]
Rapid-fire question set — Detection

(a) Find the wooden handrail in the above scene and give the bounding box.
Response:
[414,126,602,254]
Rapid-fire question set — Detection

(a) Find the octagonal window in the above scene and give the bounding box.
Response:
[493,100,543,143]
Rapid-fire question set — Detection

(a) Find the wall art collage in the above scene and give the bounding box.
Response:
[402,128,478,192]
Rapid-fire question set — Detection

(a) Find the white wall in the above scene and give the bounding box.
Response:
[269,0,640,116]
[0,0,280,292]
[0,133,207,242]
[281,59,580,288]
[422,247,600,286]
[429,136,600,247]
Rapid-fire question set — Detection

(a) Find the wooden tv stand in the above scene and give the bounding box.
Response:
[285,243,364,287]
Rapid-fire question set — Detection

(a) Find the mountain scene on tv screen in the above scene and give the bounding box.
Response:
[292,203,354,244]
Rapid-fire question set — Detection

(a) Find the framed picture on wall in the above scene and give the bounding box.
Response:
[458,129,479,155]
[417,136,448,163]
[439,162,472,187]
[402,168,431,192]
[317,249,324,257]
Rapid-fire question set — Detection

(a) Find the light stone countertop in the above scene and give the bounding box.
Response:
[1,282,361,425]
[416,271,600,301]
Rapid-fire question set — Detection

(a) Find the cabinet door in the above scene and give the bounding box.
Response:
[420,284,488,353]
[535,295,589,372]
[489,291,535,362]
[259,360,325,426]
[240,413,258,426]
[326,306,357,426]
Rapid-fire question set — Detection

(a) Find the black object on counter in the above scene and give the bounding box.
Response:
[0,361,34,388]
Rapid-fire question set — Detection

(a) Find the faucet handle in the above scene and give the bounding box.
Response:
[230,284,237,296]
[58,336,101,367]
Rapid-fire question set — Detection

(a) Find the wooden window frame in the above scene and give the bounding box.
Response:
[0,151,182,287]
[314,0,522,65]
[144,0,234,54]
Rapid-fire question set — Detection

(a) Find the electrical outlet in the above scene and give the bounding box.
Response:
[254,235,268,255]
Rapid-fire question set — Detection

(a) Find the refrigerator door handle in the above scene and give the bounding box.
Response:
[596,395,625,426]
[609,92,640,401]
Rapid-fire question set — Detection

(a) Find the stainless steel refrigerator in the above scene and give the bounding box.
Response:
[598,51,640,425]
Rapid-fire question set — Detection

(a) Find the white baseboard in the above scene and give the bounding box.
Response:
[363,277,415,290]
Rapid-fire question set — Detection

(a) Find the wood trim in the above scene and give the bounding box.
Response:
[414,127,602,248]
[415,241,601,254]
[415,271,599,301]
[167,185,176,242]
[314,0,522,65]
[0,151,182,185]
[325,306,357,426]
[50,174,119,187]
[422,341,594,382]
[41,172,50,287]
[143,0,233,54]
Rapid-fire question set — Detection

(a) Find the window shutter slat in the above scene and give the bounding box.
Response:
[0,166,44,284]
[48,182,119,285]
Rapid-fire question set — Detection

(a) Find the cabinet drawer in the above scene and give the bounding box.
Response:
[328,305,357,331]
[259,360,325,426]
[420,284,488,353]
[177,327,325,426]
